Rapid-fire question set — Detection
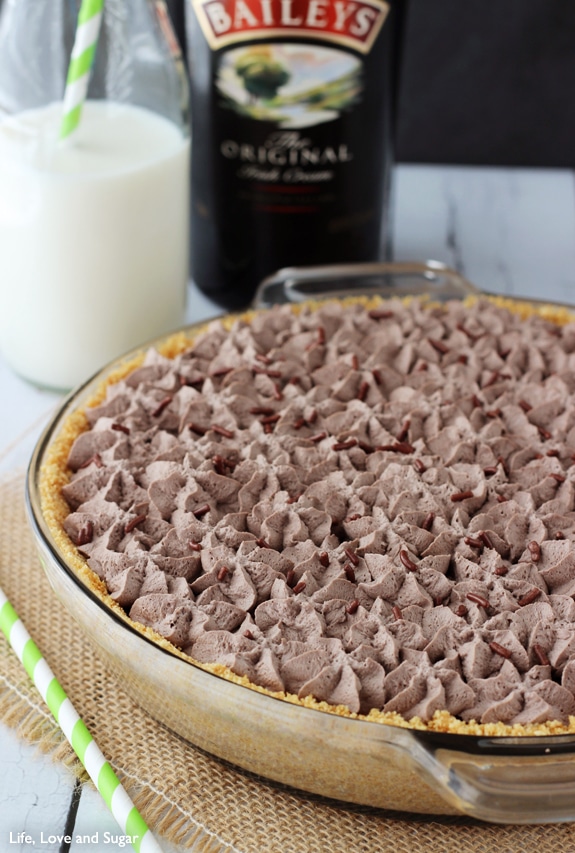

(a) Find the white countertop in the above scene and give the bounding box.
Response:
[1,163,575,852]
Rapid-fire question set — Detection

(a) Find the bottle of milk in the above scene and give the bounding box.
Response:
[0,0,190,391]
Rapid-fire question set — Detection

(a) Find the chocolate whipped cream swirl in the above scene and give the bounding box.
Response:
[61,299,575,725]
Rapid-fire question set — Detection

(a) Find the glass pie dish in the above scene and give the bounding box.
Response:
[26,261,575,825]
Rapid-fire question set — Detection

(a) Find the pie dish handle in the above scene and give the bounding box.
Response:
[406,729,575,824]
[252,260,480,309]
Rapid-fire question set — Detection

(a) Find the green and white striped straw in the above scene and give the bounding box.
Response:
[0,586,164,853]
[60,0,104,140]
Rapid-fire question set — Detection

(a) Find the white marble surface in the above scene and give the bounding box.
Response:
[1,163,575,852]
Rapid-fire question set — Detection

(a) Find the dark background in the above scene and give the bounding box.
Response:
[167,0,575,168]
[395,0,575,168]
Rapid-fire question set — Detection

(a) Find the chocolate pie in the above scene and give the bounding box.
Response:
[42,296,575,734]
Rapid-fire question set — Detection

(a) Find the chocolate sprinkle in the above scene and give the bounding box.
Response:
[333,439,357,451]
[193,504,210,518]
[451,490,474,502]
[75,521,94,547]
[421,512,435,531]
[533,644,550,666]
[479,531,495,550]
[111,422,130,435]
[376,442,415,455]
[396,420,411,443]
[528,541,542,562]
[368,309,394,320]
[483,370,500,388]
[489,641,511,659]
[399,550,417,572]
[188,422,207,436]
[343,564,356,583]
[253,366,282,378]
[518,588,542,607]
[250,406,275,415]
[124,513,147,534]
[78,453,103,470]
[344,547,360,566]
[428,337,450,355]
[211,424,234,438]
[466,592,490,609]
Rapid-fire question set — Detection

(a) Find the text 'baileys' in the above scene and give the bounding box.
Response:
[195,0,389,50]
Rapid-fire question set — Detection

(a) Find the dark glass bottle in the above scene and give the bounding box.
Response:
[185,0,405,310]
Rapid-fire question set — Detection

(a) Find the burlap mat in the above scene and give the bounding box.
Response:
[2,470,575,852]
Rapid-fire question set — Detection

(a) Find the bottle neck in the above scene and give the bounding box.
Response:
[0,0,189,134]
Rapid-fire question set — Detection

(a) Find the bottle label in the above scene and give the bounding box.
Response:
[215,40,367,136]
[192,0,390,54]
[220,126,354,200]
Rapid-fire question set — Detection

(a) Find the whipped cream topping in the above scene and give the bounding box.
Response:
[61,298,575,724]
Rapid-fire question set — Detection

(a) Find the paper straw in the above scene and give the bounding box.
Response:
[60,0,104,140]
[0,586,164,853]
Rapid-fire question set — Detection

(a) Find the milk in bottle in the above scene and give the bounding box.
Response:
[0,0,190,390]
[0,101,189,389]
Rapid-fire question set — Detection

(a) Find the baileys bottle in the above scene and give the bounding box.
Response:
[185,0,406,309]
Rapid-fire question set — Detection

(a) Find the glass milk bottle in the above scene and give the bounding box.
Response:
[0,0,190,390]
